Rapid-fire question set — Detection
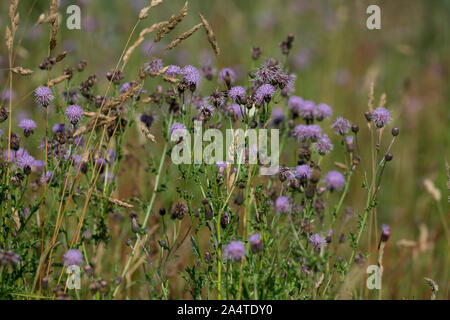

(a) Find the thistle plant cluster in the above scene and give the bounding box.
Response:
[0,0,398,300]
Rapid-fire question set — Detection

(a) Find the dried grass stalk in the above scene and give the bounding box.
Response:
[123,22,168,66]
[139,123,156,142]
[139,0,163,20]
[11,66,33,76]
[199,13,220,56]
[107,197,134,208]
[46,74,71,87]
[5,27,13,51]
[56,51,67,62]
[166,23,202,51]
[155,1,188,42]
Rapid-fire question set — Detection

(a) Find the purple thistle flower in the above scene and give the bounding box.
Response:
[52,123,66,133]
[40,171,54,185]
[281,73,296,96]
[345,135,354,151]
[255,84,275,104]
[248,233,263,252]
[372,107,391,128]
[166,65,181,77]
[299,100,315,120]
[16,151,35,170]
[34,86,54,106]
[65,105,83,125]
[19,119,37,137]
[218,68,236,84]
[325,170,345,191]
[119,82,131,93]
[381,224,390,242]
[308,233,327,250]
[227,104,243,119]
[288,95,303,115]
[315,103,333,121]
[228,86,246,103]
[275,196,291,214]
[306,124,322,141]
[3,150,15,163]
[170,122,187,136]
[270,107,285,126]
[313,134,333,155]
[2,88,16,102]
[224,241,246,261]
[296,164,311,180]
[145,58,163,73]
[63,249,84,266]
[331,117,350,135]
[181,65,201,86]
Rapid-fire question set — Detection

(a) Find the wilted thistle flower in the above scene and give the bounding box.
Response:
[199,104,215,121]
[313,134,333,155]
[325,170,345,191]
[288,95,303,117]
[171,202,188,220]
[145,58,163,73]
[296,164,311,181]
[224,241,246,261]
[181,65,201,86]
[270,107,285,126]
[0,250,20,267]
[256,58,289,88]
[19,119,36,137]
[299,100,315,121]
[331,117,350,135]
[209,89,225,108]
[140,113,154,128]
[315,103,333,121]
[218,68,236,86]
[228,86,246,103]
[308,233,327,250]
[372,107,391,128]
[65,105,83,125]
[381,224,390,242]
[255,84,275,104]
[275,196,291,214]
[63,249,84,266]
[34,86,54,106]
[248,233,263,252]
[170,122,187,136]
[0,107,9,123]
[165,65,181,77]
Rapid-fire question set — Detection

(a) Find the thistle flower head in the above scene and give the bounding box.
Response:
[381,224,391,242]
[228,86,246,103]
[299,100,315,120]
[170,122,187,136]
[181,65,201,86]
[255,84,275,104]
[16,151,35,170]
[224,241,246,261]
[52,123,66,133]
[294,124,322,142]
[40,171,54,185]
[275,196,291,214]
[166,65,181,77]
[372,107,391,128]
[331,117,350,135]
[63,249,84,266]
[227,104,243,119]
[288,95,303,114]
[218,68,236,84]
[65,105,83,125]
[119,82,131,93]
[19,119,37,137]
[248,233,263,252]
[296,164,311,180]
[145,58,163,73]
[34,86,54,106]
[308,233,327,250]
[270,107,285,126]
[314,134,333,155]
[325,170,345,191]
[315,103,333,121]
